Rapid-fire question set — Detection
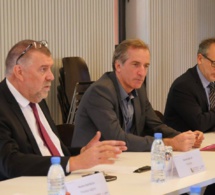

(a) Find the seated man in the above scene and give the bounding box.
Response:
[164,38,215,133]
[0,39,127,180]
[72,39,204,152]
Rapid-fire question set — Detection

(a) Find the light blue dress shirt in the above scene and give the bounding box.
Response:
[117,80,137,133]
[196,66,210,109]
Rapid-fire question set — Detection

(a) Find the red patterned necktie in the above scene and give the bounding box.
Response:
[29,103,60,156]
[209,82,215,110]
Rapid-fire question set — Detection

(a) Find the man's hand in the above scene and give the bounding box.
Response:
[163,131,196,151]
[69,131,127,171]
[80,131,101,153]
[193,130,204,148]
[81,131,127,153]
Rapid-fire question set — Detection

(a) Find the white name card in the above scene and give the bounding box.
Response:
[65,172,110,195]
[173,149,205,178]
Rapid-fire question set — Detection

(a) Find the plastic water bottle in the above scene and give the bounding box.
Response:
[190,185,201,195]
[151,133,166,183]
[47,157,66,195]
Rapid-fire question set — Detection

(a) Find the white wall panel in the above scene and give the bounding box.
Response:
[149,0,199,112]
[126,0,215,114]
[0,0,115,124]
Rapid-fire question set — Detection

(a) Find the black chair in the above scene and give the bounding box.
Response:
[67,81,94,124]
[57,86,70,123]
[58,67,66,92]
[59,67,65,87]
[57,66,70,123]
[62,57,91,105]
[57,56,92,123]
[154,110,164,122]
[56,124,74,147]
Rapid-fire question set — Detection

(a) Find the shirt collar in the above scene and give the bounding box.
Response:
[196,65,210,89]
[116,78,138,101]
[6,79,30,108]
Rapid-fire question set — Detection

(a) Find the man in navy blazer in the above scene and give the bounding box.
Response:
[72,39,204,152]
[0,39,127,180]
[164,38,215,132]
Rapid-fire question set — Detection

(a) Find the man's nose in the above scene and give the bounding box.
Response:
[138,65,147,76]
[47,70,54,81]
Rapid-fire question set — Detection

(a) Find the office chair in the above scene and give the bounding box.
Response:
[62,57,91,105]
[67,81,94,124]
[56,123,74,147]
[57,85,70,123]
[154,110,164,122]
[57,66,70,123]
[57,56,92,123]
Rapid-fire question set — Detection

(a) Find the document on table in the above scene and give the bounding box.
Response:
[66,172,110,195]
[173,149,205,178]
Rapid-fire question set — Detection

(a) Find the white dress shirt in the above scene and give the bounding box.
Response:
[6,79,64,156]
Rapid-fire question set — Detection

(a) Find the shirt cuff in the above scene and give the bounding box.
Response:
[66,160,70,173]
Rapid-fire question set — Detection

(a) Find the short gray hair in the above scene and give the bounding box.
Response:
[197,38,215,56]
[5,39,51,76]
[112,39,150,70]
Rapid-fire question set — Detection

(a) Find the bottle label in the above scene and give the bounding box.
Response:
[48,178,65,195]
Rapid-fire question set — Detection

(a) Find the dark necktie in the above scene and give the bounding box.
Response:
[29,103,60,156]
[124,94,134,133]
[209,82,215,110]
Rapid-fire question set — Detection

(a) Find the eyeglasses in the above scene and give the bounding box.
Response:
[202,54,215,67]
[16,40,48,64]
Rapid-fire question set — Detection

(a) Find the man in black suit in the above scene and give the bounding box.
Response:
[0,39,127,180]
[164,38,215,133]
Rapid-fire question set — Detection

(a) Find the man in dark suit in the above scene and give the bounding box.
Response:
[0,39,127,180]
[164,38,215,133]
[72,39,204,152]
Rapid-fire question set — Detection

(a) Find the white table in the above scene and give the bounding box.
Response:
[1,133,215,195]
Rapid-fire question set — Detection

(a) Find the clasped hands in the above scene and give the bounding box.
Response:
[69,131,127,171]
[164,130,204,152]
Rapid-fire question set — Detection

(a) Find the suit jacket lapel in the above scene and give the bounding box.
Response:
[190,66,209,109]
[107,72,142,134]
[107,72,125,129]
[3,79,42,155]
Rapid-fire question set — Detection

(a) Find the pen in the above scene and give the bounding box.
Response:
[133,166,151,173]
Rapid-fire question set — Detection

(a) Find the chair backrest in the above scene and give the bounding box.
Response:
[57,56,91,123]
[62,57,91,105]
[57,85,70,123]
[154,110,164,122]
[67,81,94,124]
[56,124,74,147]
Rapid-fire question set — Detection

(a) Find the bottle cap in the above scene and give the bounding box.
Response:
[154,133,162,139]
[190,185,201,193]
[51,157,61,165]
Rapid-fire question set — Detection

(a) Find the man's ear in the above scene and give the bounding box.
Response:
[115,60,122,72]
[197,53,203,65]
[13,65,24,81]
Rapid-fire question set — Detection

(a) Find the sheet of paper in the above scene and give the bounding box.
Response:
[66,172,110,195]
[173,149,205,178]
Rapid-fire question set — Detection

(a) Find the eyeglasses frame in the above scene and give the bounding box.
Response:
[16,40,48,65]
[202,54,215,68]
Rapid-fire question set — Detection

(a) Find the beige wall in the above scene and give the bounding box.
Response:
[126,0,215,113]
[0,0,116,124]
[1,0,215,124]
